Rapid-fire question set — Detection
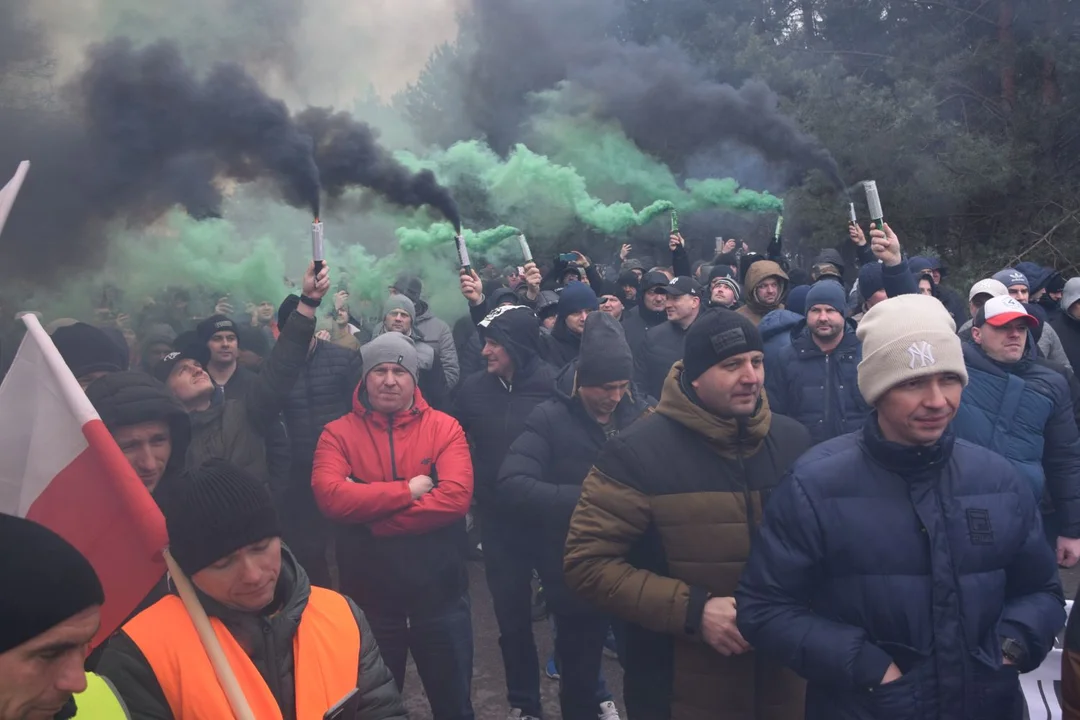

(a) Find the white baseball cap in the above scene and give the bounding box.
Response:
[975,295,1039,328]
[968,278,1009,303]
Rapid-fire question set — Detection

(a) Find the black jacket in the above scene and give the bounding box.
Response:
[495,361,652,613]
[763,320,870,446]
[634,311,708,401]
[96,547,406,720]
[453,360,557,507]
[538,320,581,369]
[737,417,1065,720]
[622,303,667,360]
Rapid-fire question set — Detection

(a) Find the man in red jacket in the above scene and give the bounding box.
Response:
[313,332,475,720]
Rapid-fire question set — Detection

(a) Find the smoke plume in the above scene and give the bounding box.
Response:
[297,107,461,230]
[450,0,844,188]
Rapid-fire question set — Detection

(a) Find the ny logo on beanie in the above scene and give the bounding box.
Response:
[907,341,936,369]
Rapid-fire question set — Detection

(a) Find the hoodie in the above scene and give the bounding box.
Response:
[736,260,789,326]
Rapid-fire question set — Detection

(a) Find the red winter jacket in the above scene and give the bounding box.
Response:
[312,384,473,537]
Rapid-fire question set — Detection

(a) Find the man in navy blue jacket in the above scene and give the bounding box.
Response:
[737,294,1064,720]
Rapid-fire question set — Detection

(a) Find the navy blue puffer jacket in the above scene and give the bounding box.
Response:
[764,321,870,445]
[282,340,363,472]
[736,417,1064,720]
[952,340,1080,537]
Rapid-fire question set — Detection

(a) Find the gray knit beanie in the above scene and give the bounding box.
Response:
[362,332,419,385]
[383,293,416,321]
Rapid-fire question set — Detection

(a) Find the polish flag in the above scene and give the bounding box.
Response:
[0,160,30,236]
[0,314,168,647]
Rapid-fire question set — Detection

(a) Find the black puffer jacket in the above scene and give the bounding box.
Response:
[622,303,667,359]
[453,307,557,506]
[97,547,406,720]
[495,361,652,613]
[538,320,581,369]
[280,339,362,503]
[634,310,711,401]
[85,371,192,508]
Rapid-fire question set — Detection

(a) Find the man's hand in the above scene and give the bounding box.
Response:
[408,475,434,499]
[523,261,542,300]
[302,261,331,301]
[723,238,738,254]
[315,329,331,342]
[334,290,349,312]
[1057,536,1080,567]
[700,597,751,656]
[669,233,685,252]
[880,663,903,685]
[870,223,902,267]
[460,269,484,307]
[214,296,234,316]
[115,312,131,330]
[849,223,867,247]
[572,251,591,268]
[620,244,632,262]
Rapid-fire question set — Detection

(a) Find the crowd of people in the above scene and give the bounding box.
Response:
[5,219,1080,720]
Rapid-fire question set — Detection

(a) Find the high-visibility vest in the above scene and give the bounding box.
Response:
[75,673,131,718]
[123,587,360,720]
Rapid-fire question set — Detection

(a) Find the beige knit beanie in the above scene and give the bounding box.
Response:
[856,294,968,405]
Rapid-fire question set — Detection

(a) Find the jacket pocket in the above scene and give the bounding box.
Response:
[968,662,1022,719]
[863,656,931,720]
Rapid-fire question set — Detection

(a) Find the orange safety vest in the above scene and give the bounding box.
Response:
[123,586,359,719]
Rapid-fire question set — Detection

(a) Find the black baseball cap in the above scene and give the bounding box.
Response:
[153,346,206,383]
[660,276,702,297]
[641,271,671,291]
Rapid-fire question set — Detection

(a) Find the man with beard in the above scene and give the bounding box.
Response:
[736,294,1064,720]
[765,280,870,445]
[737,261,789,326]
[538,282,598,369]
[951,295,1080,564]
[635,277,705,400]
[564,311,811,720]
[453,305,557,720]
[621,271,670,360]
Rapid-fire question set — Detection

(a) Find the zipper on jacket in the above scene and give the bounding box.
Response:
[736,423,755,547]
[386,417,402,480]
[823,353,832,435]
[262,621,286,714]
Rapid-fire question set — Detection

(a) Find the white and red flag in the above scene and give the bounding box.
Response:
[0,313,168,647]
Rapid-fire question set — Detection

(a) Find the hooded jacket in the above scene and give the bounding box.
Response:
[759,309,805,365]
[622,302,667,359]
[952,340,1080,536]
[736,416,1064,720]
[312,383,473,613]
[453,306,557,506]
[495,361,652,614]
[138,324,177,370]
[96,547,406,720]
[737,261,789,326]
[564,362,811,720]
[413,300,460,390]
[1053,311,1080,373]
[764,320,870,446]
[85,371,192,508]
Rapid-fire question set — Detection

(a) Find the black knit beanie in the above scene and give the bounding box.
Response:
[51,322,128,379]
[0,514,104,653]
[683,310,764,383]
[578,312,634,387]
[166,460,281,576]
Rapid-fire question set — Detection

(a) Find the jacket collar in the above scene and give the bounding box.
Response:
[862,410,953,475]
[793,321,859,357]
[656,362,771,459]
[637,303,667,325]
[351,383,428,430]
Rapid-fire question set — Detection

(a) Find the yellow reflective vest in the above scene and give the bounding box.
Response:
[74,672,130,718]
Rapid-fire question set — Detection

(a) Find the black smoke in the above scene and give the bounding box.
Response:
[297,107,461,231]
[78,39,321,216]
[452,0,844,188]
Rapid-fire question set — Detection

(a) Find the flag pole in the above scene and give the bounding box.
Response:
[163,549,256,720]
